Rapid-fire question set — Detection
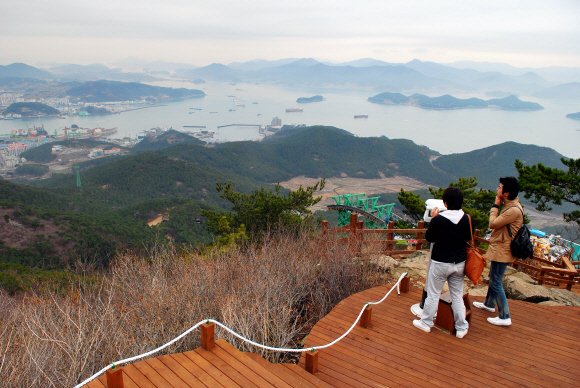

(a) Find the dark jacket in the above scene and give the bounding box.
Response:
[425,214,473,264]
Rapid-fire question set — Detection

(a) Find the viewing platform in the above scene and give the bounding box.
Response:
[83,283,580,387]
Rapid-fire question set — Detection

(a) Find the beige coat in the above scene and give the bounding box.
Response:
[485,198,524,264]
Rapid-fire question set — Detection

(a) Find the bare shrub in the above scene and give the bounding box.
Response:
[0,231,387,387]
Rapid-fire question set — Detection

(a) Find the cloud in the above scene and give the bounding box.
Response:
[0,0,579,67]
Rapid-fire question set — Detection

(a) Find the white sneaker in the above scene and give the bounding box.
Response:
[456,329,468,339]
[473,301,495,313]
[413,319,431,333]
[487,317,512,326]
[410,303,423,317]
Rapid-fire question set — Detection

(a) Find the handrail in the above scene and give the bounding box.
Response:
[73,272,409,388]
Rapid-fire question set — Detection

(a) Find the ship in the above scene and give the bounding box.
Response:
[286,108,304,112]
[354,115,369,119]
[189,108,202,110]
[210,112,218,114]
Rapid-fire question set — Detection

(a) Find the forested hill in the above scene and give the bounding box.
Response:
[66,80,205,102]
[32,152,273,210]
[433,142,565,189]
[132,129,205,152]
[153,126,566,189]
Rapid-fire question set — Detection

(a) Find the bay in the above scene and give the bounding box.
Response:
[1,80,578,158]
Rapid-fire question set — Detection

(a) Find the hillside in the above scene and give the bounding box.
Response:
[0,192,216,269]
[368,92,543,110]
[32,152,272,210]
[0,63,52,80]
[20,139,126,163]
[66,80,205,102]
[532,82,580,99]
[432,142,566,189]
[158,126,453,186]
[132,129,205,152]
[3,102,60,117]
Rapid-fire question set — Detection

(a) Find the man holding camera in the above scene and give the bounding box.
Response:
[472,177,522,326]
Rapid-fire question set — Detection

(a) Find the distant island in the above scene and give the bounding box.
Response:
[368,92,544,111]
[66,80,205,103]
[566,112,580,120]
[2,102,60,117]
[296,95,324,103]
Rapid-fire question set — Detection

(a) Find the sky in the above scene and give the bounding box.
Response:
[0,0,579,68]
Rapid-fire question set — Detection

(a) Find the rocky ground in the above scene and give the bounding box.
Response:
[370,250,580,306]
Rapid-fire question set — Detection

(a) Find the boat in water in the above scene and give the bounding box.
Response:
[286,108,304,112]
[189,108,202,110]
[354,115,369,119]
[210,112,218,114]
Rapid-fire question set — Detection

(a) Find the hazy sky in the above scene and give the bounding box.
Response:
[1,0,579,68]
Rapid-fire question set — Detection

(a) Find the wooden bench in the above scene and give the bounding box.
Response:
[434,291,472,335]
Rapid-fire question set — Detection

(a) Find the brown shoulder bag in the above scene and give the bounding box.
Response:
[465,214,486,285]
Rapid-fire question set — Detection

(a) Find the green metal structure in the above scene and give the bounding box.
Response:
[328,193,395,229]
[75,166,82,188]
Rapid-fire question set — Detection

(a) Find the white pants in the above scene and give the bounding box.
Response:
[420,260,469,331]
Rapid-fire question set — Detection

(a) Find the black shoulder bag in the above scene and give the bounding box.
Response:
[506,207,533,259]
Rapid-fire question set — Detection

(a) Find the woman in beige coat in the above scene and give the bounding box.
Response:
[473,177,523,326]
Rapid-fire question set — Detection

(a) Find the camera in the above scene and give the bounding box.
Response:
[423,199,447,222]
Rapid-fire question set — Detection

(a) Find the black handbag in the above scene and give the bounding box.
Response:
[506,207,533,259]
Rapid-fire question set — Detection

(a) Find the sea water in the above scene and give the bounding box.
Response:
[1,80,578,158]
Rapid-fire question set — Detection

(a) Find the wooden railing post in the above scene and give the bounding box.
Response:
[385,221,394,253]
[348,213,358,253]
[106,367,125,388]
[399,274,410,294]
[305,350,319,374]
[201,322,215,350]
[357,220,364,256]
[416,221,424,251]
[359,305,372,328]
[321,220,328,237]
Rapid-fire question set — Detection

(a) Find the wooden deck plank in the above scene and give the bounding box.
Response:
[348,289,580,374]
[214,340,293,388]
[323,298,570,384]
[362,287,580,348]
[209,340,281,388]
[145,356,200,388]
[242,353,313,388]
[157,354,213,388]
[307,324,495,388]
[311,314,535,388]
[331,291,577,386]
[279,365,334,388]
[171,352,230,388]
[303,332,451,388]
[190,348,259,388]
[302,285,580,388]
[133,360,176,388]
[122,364,158,388]
[86,378,105,388]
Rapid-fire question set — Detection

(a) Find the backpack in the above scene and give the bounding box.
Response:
[506,207,534,259]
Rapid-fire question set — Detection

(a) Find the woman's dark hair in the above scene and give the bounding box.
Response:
[499,176,520,200]
[442,187,464,210]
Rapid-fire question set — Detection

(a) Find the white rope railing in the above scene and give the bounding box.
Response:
[74,271,408,388]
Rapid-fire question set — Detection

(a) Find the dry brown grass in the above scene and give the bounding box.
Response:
[0,231,388,387]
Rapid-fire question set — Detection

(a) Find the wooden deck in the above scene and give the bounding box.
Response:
[299,285,580,388]
[84,284,580,388]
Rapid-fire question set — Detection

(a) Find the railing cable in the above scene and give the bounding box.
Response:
[74,271,408,388]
